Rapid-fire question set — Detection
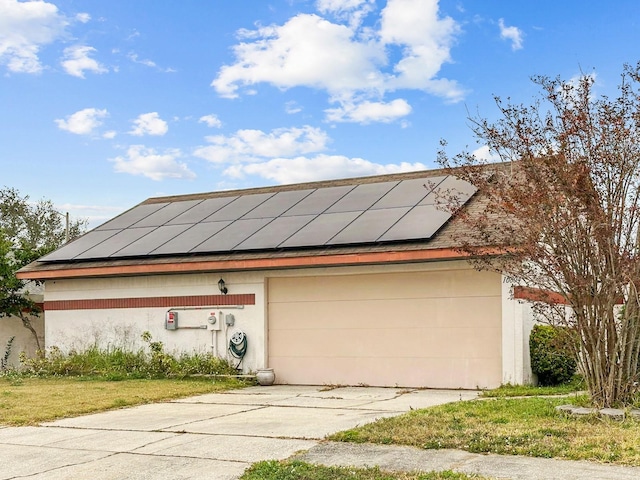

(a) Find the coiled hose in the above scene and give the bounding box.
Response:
[228,331,247,369]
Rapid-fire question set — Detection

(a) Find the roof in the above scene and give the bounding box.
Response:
[17,168,480,280]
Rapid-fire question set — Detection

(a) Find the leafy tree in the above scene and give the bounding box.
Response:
[0,187,87,352]
[438,64,640,407]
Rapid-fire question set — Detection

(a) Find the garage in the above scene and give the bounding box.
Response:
[267,265,503,389]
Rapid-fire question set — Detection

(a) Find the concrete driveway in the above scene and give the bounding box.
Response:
[0,385,476,479]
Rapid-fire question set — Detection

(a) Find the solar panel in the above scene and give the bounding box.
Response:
[151,221,232,255]
[327,207,411,245]
[421,175,477,205]
[39,174,476,262]
[111,224,193,257]
[377,205,452,242]
[242,189,314,219]
[95,203,168,230]
[234,215,316,250]
[279,212,361,248]
[281,185,354,216]
[39,229,122,261]
[131,200,203,228]
[75,227,156,260]
[371,177,446,209]
[166,196,237,225]
[202,193,275,222]
[325,181,397,213]
[191,218,272,252]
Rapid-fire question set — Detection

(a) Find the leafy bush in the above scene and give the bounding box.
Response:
[17,332,239,379]
[529,325,577,386]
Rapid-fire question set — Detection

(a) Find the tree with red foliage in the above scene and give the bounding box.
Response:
[438,64,640,407]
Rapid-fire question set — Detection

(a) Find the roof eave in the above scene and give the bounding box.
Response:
[16,247,480,280]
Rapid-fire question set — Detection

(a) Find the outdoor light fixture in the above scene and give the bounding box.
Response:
[218,278,228,295]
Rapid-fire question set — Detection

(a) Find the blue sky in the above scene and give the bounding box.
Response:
[1,0,639,227]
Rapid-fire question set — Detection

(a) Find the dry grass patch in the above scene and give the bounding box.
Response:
[0,376,243,425]
[329,397,640,466]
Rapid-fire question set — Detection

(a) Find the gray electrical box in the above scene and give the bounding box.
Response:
[225,313,235,326]
[165,311,178,330]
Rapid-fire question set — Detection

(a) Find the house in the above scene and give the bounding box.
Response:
[17,168,536,389]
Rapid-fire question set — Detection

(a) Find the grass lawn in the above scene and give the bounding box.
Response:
[240,460,489,480]
[480,380,584,398]
[0,376,244,425]
[330,396,640,466]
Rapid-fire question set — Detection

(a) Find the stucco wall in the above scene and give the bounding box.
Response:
[42,260,529,383]
[0,312,44,368]
[44,272,266,372]
[501,276,536,385]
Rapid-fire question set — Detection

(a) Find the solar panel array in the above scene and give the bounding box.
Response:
[41,175,476,262]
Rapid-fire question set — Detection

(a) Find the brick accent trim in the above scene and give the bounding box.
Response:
[513,286,568,305]
[513,286,624,306]
[21,303,44,313]
[44,294,255,311]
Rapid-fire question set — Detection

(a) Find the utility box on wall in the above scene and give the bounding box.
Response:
[207,311,222,331]
[165,311,178,330]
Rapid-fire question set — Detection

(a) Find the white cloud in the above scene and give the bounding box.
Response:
[127,52,156,68]
[55,108,108,135]
[110,145,195,181]
[129,112,168,136]
[212,0,464,121]
[325,98,411,123]
[472,145,500,162]
[56,202,124,229]
[213,13,385,100]
[103,130,117,139]
[75,12,90,23]
[199,114,222,128]
[224,155,426,184]
[194,126,330,164]
[316,0,372,13]
[379,0,464,100]
[498,18,523,51]
[61,45,108,78]
[0,0,68,73]
[552,73,597,109]
[126,51,174,72]
[316,0,375,28]
[285,101,302,114]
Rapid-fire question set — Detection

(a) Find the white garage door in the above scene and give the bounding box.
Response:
[268,267,502,389]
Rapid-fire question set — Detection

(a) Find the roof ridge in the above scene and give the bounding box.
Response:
[142,168,448,204]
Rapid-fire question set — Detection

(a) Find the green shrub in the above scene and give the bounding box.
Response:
[529,325,577,386]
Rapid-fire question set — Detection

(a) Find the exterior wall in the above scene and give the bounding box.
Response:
[0,312,43,368]
[501,276,536,385]
[0,291,44,368]
[44,272,266,372]
[42,259,528,385]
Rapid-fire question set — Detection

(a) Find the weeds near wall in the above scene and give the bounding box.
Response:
[17,332,239,380]
[1,336,15,371]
